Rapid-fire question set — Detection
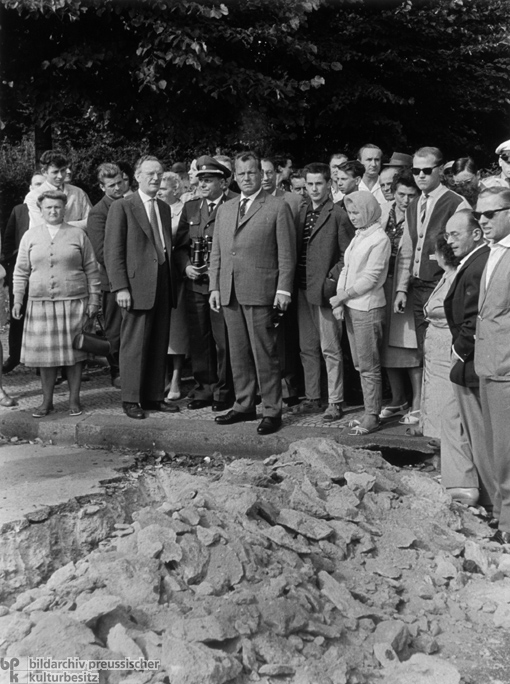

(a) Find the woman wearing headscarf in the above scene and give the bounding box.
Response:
[330,191,391,435]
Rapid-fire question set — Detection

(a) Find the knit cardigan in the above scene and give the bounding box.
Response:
[13,224,101,306]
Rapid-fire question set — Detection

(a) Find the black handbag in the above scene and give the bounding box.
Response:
[73,315,111,357]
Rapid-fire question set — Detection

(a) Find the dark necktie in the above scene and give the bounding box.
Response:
[239,198,249,219]
[420,194,429,224]
[149,199,165,264]
[208,202,215,215]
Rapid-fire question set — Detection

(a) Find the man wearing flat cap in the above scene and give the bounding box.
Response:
[175,155,236,412]
[481,140,510,190]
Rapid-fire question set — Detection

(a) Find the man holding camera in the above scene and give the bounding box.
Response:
[176,156,235,412]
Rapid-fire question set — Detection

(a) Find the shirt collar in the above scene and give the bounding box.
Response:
[138,189,157,203]
[240,187,263,203]
[354,220,382,238]
[490,232,510,250]
[457,242,486,271]
[422,183,447,200]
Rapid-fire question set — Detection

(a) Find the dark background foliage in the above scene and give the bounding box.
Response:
[0,0,509,217]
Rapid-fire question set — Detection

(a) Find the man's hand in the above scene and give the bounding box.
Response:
[273,293,291,311]
[185,264,208,281]
[116,288,132,310]
[12,304,23,320]
[394,292,407,314]
[209,290,221,313]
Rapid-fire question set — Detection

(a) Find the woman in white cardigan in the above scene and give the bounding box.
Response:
[12,191,100,418]
[330,191,391,435]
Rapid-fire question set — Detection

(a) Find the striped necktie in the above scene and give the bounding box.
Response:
[239,198,248,219]
[149,199,165,264]
[420,194,429,224]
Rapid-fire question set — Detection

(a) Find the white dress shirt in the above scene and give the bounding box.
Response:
[138,189,166,251]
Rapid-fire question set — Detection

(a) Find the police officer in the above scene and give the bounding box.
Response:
[176,156,236,411]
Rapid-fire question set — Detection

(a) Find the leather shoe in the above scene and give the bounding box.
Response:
[283,396,301,408]
[2,357,19,374]
[257,416,282,435]
[187,399,212,410]
[215,409,256,425]
[212,400,234,412]
[447,487,479,507]
[490,529,510,545]
[142,401,180,413]
[123,402,145,420]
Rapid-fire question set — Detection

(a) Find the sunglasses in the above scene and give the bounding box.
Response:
[472,206,510,221]
[411,164,441,176]
[499,153,510,163]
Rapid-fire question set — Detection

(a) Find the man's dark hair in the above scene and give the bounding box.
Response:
[37,190,67,208]
[451,156,478,177]
[290,170,305,181]
[391,169,418,194]
[261,157,276,170]
[39,150,68,170]
[338,160,365,179]
[274,153,293,170]
[304,163,331,182]
[97,163,121,185]
[235,151,261,170]
[435,233,459,268]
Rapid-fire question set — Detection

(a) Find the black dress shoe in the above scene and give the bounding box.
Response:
[490,529,510,545]
[2,358,19,374]
[187,399,212,410]
[212,400,234,412]
[257,416,282,435]
[123,402,145,420]
[215,409,257,425]
[142,401,180,413]
[283,396,301,408]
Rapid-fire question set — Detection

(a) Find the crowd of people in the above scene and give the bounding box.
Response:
[2,140,510,543]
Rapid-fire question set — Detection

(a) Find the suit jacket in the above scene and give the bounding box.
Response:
[175,194,235,295]
[85,194,115,291]
[274,188,304,226]
[296,198,355,306]
[444,244,489,387]
[1,204,30,263]
[104,191,187,310]
[209,189,296,306]
[474,247,510,380]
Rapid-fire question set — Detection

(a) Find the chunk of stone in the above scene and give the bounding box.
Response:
[11,590,39,611]
[46,562,76,590]
[394,528,418,548]
[8,614,96,656]
[24,595,53,613]
[161,636,242,684]
[177,534,209,584]
[344,472,376,494]
[260,525,311,554]
[318,571,383,619]
[493,603,510,629]
[435,559,458,580]
[137,524,182,563]
[196,526,222,546]
[259,664,296,676]
[382,654,461,684]
[464,540,489,575]
[179,506,201,526]
[282,439,349,480]
[87,554,162,607]
[74,594,123,627]
[276,509,333,541]
[373,642,399,668]
[413,634,439,654]
[107,623,145,659]
[497,555,510,576]
[400,473,451,514]
[289,486,328,518]
[373,620,410,655]
[324,487,360,520]
[258,597,308,636]
[171,615,239,643]
[204,544,244,593]
[0,613,34,651]
[221,459,273,487]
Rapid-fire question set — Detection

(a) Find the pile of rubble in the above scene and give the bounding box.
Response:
[1,438,509,684]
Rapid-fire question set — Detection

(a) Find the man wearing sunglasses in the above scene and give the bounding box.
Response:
[394,146,470,360]
[480,140,510,190]
[474,187,510,544]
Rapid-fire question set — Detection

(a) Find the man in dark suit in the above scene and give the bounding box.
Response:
[104,155,187,419]
[474,188,510,543]
[175,155,235,412]
[209,151,296,435]
[1,174,45,373]
[85,163,125,388]
[443,209,495,509]
[296,162,355,422]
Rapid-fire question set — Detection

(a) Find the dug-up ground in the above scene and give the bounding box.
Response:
[1,438,510,684]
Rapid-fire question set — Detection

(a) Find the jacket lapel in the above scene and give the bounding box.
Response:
[309,200,332,239]
[236,191,265,232]
[132,192,155,246]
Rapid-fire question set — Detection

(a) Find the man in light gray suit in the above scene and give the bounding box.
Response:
[474,187,510,544]
[209,151,296,434]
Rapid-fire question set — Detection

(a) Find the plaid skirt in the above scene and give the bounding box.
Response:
[21,298,88,367]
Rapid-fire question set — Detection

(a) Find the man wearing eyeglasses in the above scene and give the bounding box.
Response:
[474,188,510,544]
[480,140,510,190]
[394,146,470,359]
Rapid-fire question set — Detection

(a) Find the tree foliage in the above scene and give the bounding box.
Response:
[1,0,509,166]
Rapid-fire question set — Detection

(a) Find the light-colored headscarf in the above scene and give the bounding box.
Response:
[344,190,382,229]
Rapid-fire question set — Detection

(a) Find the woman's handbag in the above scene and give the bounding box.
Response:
[73,314,111,357]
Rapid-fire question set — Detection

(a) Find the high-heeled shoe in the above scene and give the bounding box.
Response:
[0,394,17,407]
